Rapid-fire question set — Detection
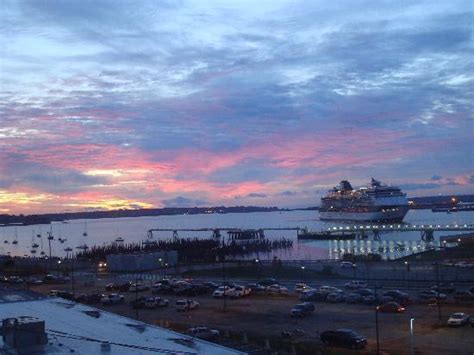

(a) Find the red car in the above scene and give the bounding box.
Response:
[378,302,405,313]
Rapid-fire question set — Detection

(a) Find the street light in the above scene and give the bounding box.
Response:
[410,318,415,355]
[375,306,380,355]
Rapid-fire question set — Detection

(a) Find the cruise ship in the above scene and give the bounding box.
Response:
[319,178,409,222]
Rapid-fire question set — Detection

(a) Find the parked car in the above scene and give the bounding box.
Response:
[26,277,43,286]
[212,286,235,298]
[340,262,357,269]
[101,293,125,305]
[232,286,251,298]
[295,283,312,293]
[319,286,343,294]
[378,302,405,313]
[43,274,67,284]
[431,283,456,294]
[382,290,411,305]
[363,295,377,305]
[176,299,199,312]
[453,290,474,302]
[187,327,220,340]
[266,284,289,295]
[454,261,474,268]
[300,290,327,302]
[144,297,169,309]
[354,288,374,297]
[291,302,315,317]
[106,282,131,292]
[203,281,220,290]
[344,280,367,289]
[246,283,266,293]
[418,290,447,302]
[75,293,101,304]
[447,312,470,326]
[320,329,367,349]
[151,282,172,294]
[258,278,277,286]
[8,276,24,284]
[346,293,364,304]
[129,283,149,292]
[327,292,346,303]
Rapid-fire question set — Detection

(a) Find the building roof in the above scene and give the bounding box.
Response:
[0,290,244,355]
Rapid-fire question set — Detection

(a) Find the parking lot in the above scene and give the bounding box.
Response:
[6,269,471,355]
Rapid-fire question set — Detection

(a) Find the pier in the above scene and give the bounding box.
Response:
[146,227,300,241]
[325,223,474,241]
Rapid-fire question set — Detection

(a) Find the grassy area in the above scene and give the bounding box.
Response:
[182,264,341,280]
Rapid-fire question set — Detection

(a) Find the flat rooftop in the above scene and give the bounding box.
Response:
[0,290,244,355]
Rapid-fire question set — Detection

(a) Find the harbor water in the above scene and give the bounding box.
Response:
[1,209,472,260]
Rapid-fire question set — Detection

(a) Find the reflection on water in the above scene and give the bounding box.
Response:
[328,239,439,260]
[0,209,472,260]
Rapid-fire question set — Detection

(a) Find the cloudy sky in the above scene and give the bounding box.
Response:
[0,0,473,213]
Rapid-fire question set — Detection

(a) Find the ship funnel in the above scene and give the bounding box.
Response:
[339,180,353,191]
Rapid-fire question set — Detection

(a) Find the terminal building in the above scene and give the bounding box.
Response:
[0,290,244,355]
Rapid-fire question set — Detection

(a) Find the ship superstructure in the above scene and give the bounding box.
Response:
[319,178,409,222]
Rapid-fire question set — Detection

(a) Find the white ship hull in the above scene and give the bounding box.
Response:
[319,206,409,222]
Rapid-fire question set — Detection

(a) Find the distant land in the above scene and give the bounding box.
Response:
[408,194,474,209]
[0,206,281,226]
[0,195,472,226]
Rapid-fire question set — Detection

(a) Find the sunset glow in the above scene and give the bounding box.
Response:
[0,1,472,214]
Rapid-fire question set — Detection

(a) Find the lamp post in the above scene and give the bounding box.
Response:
[221,247,227,311]
[410,318,415,355]
[375,306,380,355]
[301,265,305,281]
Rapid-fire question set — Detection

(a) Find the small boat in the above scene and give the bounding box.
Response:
[4,240,9,244]
[12,227,19,244]
[36,234,41,238]
[64,247,73,252]
[30,249,37,254]
[115,237,125,243]
[40,251,45,256]
[76,244,89,250]
[47,234,54,240]
[32,243,39,248]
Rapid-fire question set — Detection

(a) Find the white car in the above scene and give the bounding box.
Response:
[187,327,220,340]
[212,286,235,298]
[176,299,199,311]
[447,312,470,326]
[144,297,169,308]
[101,293,124,305]
[233,286,251,298]
[266,284,289,295]
[319,286,343,294]
[295,283,312,293]
[454,262,474,268]
[344,280,367,289]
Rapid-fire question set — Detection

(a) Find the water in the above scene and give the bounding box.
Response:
[0,210,472,260]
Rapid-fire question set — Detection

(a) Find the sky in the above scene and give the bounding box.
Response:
[0,0,473,214]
